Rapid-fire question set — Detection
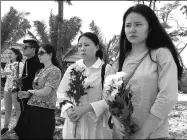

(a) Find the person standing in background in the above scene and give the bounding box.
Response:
[18,44,62,139]
[1,48,24,136]
[15,39,44,139]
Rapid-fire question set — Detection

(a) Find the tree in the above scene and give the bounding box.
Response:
[32,13,81,52]
[30,12,82,75]
[55,0,72,71]
[136,0,160,11]
[89,20,120,64]
[1,6,31,53]
[138,1,187,54]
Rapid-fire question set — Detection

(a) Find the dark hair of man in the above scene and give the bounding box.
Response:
[40,44,61,71]
[118,4,184,80]
[10,48,23,62]
[78,32,103,60]
[23,39,40,55]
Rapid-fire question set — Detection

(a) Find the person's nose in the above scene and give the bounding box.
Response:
[80,45,86,51]
[129,25,136,33]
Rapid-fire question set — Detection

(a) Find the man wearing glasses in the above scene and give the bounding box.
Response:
[15,39,44,139]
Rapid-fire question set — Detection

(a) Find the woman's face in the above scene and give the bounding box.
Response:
[78,36,98,60]
[37,47,51,64]
[125,12,149,46]
[8,50,17,61]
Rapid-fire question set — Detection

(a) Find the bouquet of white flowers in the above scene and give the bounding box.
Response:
[104,72,137,139]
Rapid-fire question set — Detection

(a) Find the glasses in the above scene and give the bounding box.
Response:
[38,51,47,56]
[22,45,32,50]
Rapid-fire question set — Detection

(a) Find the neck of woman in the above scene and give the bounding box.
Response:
[130,43,148,57]
[83,57,98,68]
[44,61,52,69]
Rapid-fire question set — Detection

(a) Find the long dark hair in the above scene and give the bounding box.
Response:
[78,32,103,59]
[118,4,184,80]
[10,48,23,62]
[40,44,61,71]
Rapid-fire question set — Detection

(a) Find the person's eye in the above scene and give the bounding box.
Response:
[136,23,142,26]
[126,24,131,28]
[77,44,82,48]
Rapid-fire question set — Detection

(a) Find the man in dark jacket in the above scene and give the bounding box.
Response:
[15,39,43,139]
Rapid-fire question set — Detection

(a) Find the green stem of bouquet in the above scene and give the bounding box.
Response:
[74,123,78,138]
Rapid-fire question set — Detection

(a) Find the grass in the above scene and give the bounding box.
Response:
[168,101,187,139]
[1,101,187,139]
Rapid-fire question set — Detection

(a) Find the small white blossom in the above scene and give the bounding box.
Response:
[104,74,116,89]
[111,88,119,97]
[114,72,128,81]
[116,80,123,87]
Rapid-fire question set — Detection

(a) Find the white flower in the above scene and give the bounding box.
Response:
[114,72,128,81]
[115,80,123,87]
[111,88,119,97]
[104,74,116,89]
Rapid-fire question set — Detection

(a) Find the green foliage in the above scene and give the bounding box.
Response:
[89,20,106,56]
[49,11,58,51]
[181,5,187,18]
[62,17,82,53]
[179,69,187,94]
[159,1,181,23]
[34,20,49,44]
[1,6,31,53]
[32,15,81,55]
[62,68,92,105]
[89,20,120,64]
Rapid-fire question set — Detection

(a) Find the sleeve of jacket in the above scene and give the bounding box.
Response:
[150,48,178,119]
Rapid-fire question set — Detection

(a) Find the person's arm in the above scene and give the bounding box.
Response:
[90,64,116,117]
[20,69,61,100]
[131,48,178,139]
[28,69,61,97]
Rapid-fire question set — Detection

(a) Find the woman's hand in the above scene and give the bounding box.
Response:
[69,104,89,123]
[27,90,35,95]
[18,91,31,99]
[66,107,78,124]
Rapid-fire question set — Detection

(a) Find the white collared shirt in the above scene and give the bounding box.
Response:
[56,58,115,139]
[57,58,114,113]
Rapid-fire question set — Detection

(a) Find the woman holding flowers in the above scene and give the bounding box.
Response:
[1,48,24,136]
[57,32,115,139]
[112,4,184,139]
[18,44,61,139]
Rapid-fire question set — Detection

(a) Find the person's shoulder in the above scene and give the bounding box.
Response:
[154,47,171,54]
[151,47,174,64]
[50,65,61,73]
[153,47,172,58]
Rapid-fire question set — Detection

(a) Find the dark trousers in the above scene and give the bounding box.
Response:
[28,106,55,139]
[15,99,30,139]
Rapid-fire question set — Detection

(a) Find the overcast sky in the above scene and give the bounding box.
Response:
[1,1,187,66]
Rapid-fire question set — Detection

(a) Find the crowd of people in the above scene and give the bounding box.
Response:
[1,4,184,139]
